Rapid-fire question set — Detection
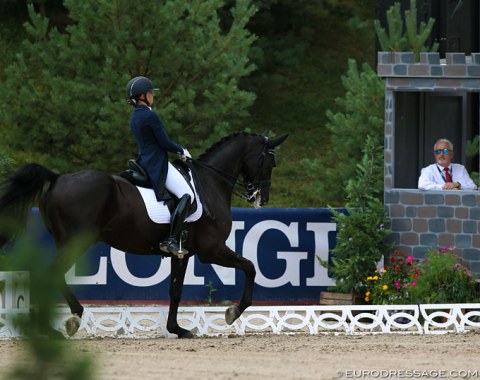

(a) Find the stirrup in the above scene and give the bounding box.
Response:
[159,237,189,258]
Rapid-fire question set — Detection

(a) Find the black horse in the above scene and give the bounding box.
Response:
[0,131,288,338]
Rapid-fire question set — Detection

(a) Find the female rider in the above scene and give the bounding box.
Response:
[126,76,194,256]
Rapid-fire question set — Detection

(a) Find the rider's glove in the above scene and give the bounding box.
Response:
[181,148,191,162]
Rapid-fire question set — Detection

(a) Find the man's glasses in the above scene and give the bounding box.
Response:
[434,148,451,155]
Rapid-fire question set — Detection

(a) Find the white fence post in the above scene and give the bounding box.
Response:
[0,271,30,309]
[0,271,30,338]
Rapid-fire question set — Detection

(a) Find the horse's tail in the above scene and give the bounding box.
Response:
[0,163,59,245]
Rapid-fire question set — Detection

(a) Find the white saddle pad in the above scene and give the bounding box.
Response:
[136,179,203,224]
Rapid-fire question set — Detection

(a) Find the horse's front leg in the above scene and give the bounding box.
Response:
[166,255,194,338]
[202,246,256,325]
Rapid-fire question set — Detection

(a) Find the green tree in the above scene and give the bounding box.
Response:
[0,0,257,173]
[374,0,438,61]
[320,135,392,294]
[303,0,439,206]
[466,135,479,187]
[302,59,384,205]
[244,0,316,77]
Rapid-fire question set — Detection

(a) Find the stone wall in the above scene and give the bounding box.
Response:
[378,52,480,271]
[385,189,480,272]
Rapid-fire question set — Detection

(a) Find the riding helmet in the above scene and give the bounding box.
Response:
[126,76,157,99]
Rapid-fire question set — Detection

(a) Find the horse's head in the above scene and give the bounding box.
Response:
[243,132,288,208]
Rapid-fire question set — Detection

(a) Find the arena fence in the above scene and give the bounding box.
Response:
[1,304,480,339]
[1,271,480,338]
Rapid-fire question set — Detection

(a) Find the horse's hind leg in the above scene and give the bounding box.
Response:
[48,241,89,337]
[58,277,83,336]
[166,256,195,339]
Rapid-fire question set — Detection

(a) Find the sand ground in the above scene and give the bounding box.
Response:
[1,332,480,380]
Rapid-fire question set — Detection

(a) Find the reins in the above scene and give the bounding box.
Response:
[189,158,258,201]
[188,139,273,203]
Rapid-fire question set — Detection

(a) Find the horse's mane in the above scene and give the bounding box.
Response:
[197,131,260,160]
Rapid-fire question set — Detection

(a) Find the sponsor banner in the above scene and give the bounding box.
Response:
[27,208,344,303]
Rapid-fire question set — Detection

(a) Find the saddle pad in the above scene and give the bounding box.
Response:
[136,182,203,224]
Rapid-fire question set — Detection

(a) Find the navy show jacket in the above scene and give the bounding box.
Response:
[130,105,184,201]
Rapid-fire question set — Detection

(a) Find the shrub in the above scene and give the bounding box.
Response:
[409,246,479,304]
[365,250,421,305]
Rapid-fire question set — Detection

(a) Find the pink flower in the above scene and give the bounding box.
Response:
[406,256,414,264]
[394,280,401,290]
[410,281,417,287]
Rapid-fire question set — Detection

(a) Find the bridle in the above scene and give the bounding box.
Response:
[189,138,274,206]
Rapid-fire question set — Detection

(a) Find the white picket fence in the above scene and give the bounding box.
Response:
[1,272,480,339]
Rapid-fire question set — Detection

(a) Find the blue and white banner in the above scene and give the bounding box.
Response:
[29,208,343,303]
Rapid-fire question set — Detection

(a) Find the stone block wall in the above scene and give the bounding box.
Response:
[385,189,480,272]
[378,52,480,271]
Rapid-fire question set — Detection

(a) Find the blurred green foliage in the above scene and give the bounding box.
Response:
[2,234,94,380]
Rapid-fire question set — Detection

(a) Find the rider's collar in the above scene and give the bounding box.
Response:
[135,104,152,111]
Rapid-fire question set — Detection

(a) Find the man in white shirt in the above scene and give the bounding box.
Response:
[418,138,477,191]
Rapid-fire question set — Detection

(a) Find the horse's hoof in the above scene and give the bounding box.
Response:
[225,305,240,325]
[65,315,82,337]
[177,330,195,339]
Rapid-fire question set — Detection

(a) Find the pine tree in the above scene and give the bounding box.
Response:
[321,135,392,294]
[374,0,438,61]
[0,0,257,172]
[302,59,384,205]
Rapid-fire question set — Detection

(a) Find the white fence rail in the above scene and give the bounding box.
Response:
[1,304,480,339]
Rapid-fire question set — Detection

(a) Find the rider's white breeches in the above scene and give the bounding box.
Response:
[165,162,194,203]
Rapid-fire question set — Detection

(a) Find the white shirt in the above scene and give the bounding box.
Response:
[418,163,477,190]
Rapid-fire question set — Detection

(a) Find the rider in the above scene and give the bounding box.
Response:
[126,76,194,257]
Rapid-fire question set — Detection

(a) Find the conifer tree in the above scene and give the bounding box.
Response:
[319,135,392,293]
[302,59,384,205]
[374,0,438,61]
[303,0,438,205]
[0,0,257,172]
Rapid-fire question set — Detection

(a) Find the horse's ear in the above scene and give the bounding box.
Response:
[267,134,288,149]
[261,130,270,138]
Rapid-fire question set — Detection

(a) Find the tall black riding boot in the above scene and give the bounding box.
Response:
[159,194,191,257]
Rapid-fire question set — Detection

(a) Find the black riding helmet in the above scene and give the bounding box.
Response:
[126,76,157,99]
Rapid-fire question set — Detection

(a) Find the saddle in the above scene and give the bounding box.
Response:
[120,159,197,216]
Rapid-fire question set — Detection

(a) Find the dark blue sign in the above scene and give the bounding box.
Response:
[28,208,343,304]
